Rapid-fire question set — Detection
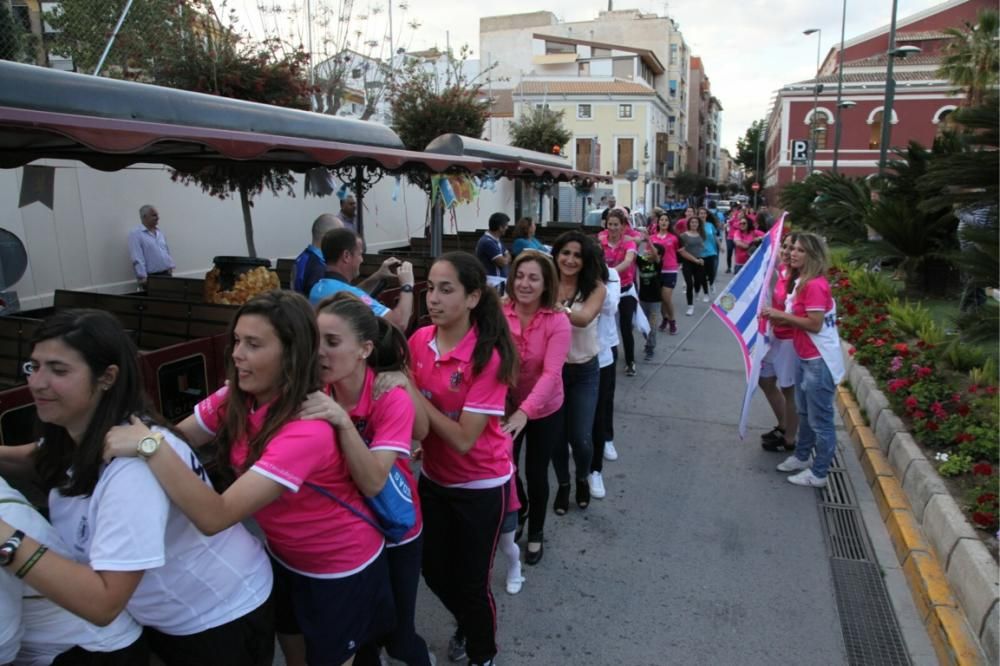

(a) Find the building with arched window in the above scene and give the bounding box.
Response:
[761,0,991,195]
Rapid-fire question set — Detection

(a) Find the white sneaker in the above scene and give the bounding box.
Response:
[505,572,525,595]
[685,305,694,316]
[603,441,618,461]
[776,455,812,473]
[589,471,606,498]
[788,468,828,487]
[702,294,710,303]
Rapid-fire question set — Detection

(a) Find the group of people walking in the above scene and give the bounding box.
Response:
[0,207,843,666]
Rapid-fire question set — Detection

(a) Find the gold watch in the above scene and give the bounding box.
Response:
[137,432,165,459]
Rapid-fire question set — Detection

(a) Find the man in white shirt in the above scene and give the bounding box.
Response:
[127,205,175,285]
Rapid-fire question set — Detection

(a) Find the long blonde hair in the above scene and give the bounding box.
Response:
[791,232,829,297]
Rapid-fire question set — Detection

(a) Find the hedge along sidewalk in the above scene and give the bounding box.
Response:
[840,340,998,666]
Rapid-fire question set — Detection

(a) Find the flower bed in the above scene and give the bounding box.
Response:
[831,265,999,550]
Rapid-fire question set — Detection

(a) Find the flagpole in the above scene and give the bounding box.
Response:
[639,306,717,391]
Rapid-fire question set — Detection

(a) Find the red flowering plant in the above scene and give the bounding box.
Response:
[831,265,999,534]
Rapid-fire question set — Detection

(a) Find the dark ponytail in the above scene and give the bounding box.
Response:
[435,252,518,387]
[316,292,410,373]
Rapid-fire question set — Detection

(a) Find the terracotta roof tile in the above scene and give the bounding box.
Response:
[895,30,951,40]
[847,53,943,67]
[514,80,656,96]
[788,69,946,87]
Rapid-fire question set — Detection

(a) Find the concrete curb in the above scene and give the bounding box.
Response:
[837,341,998,664]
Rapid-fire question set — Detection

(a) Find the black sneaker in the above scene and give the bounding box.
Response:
[762,438,797,452]
[643,348,654,361]
[760,426,785,445]
[626,362,637,377]
[448,631,467,662]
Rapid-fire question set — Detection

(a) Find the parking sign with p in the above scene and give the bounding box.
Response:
[791,139,810,165]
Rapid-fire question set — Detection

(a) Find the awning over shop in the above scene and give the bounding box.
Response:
[0,61,494,175]
[424,134,610,183]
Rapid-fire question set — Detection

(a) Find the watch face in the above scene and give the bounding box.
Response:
[138,436,159,456]
[0,545,13,566]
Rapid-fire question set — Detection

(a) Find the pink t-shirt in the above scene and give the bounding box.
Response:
[772,265,794,340]
[503,302,571,420]
[409,325,513,489]
[335,367,422,546]
[195,386,384,577]
[726,215,740,239]
[675,218,689,235]
[600,235,638,288]
[733,229,758,265]
[790,277,834,360]
[650,232,679,272]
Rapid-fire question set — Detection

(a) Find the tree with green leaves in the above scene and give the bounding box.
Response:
[389,45,492,151]
[937,9,999,107]
[735,119,766,181]
[153,2,313,257]
[671,170,713,199]
[0,0,38,63]
[508,106,572,155]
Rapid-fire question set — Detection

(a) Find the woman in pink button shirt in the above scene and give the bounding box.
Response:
[501,251,571,566]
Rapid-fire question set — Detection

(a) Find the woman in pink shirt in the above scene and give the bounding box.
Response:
[763,233,844,488]
[299,292,432,666]
[600,209,639,376]
[758,233,800,453]
[674,206,695,235]
[408,251,518,666]
[725,205,741,273]
[501,251,571,566]
[104,291,392,666]
[732,215,759,272]
[649,213,679,335]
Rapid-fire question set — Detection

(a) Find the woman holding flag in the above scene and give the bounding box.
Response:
[761,233,845,488]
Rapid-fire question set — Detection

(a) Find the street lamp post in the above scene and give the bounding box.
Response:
[832,0,848,174]
[804,28,822,174]
[877,0,920,176]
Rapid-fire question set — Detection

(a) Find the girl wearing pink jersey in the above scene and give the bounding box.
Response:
[758,233,800,453]
[732,215,760,272]
[763,233,845,488]
[600,209,638,376]
[103,291,392,666]
[408,252,518,666]
[298,292,432,666]
[650,213,679,335]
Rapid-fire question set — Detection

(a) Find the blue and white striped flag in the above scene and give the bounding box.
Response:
[711,213,786,438]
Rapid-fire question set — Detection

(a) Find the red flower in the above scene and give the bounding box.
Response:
[926,421,939,431]
[887,379,910,393]
[872,339,886,348]
[913,410,927,420]
[977,493,998,505]
[955,432,976,444]
[915,366,933,379]
[951,393,963,404]
[986,386,998,396]
[893,343,909,354]
[957,404,971,417]
[904,396,919,411]
[848,346,856,356]
[972,463,993,476]
[973,512,998,529]
[838,278,850,288]
[969,384,980,393]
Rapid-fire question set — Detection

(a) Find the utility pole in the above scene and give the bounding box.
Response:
[878,0,900,176]
[803,29,822,174]
[832,0,847,174]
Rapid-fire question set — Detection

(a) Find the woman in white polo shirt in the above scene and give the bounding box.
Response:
[0,309,273,665]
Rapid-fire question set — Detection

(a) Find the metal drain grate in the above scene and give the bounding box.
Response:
[830,559,912,666]
[815,449,913,665]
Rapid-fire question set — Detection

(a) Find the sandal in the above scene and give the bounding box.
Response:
[553,484,570,515]
[576,479,590,509]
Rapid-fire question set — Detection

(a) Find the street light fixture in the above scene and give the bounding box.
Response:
[878,0,922,176]
[803,28,822,174]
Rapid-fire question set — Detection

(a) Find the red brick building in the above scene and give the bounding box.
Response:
[762,0,991,196]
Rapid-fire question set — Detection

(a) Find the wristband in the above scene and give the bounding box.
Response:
[15,545,47,578]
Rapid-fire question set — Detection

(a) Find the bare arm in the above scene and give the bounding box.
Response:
[385,292,414,331]
[762,308,824,333]
[414,391,489,455]
[567,282,607,328]
[0,520,143,627]
[613,249,636,275]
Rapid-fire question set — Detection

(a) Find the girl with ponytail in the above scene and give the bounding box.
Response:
[297,292,432,666]
[407,251,517,666]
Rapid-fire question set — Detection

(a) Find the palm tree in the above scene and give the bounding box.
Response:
[937,9,1000,107]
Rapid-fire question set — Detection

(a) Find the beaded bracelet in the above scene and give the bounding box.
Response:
[15,545,47,579]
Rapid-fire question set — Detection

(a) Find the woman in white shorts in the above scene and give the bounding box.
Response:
[759,233,800,452]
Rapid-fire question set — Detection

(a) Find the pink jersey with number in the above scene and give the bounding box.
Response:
[790,277,834,360]
[195,386,384,577]
[408,325,512,489]
[650,232,679,272]
[334,367,422,545]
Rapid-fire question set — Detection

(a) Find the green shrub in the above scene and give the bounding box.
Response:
[969,356,999,386]
[943,338,987,372]
[937,452,974,476]
[847,266,899,302]
[917,321,948,346]
[888,299,935,337]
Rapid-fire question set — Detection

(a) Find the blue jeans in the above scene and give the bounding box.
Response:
[552,357,600,484]
[793,358,837,478]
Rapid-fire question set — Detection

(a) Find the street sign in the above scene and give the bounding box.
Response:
[624,168,639,182]
[751,182,760,191]
[791,139,811,165]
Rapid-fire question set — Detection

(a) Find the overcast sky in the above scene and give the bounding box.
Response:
[237,0,945,152]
